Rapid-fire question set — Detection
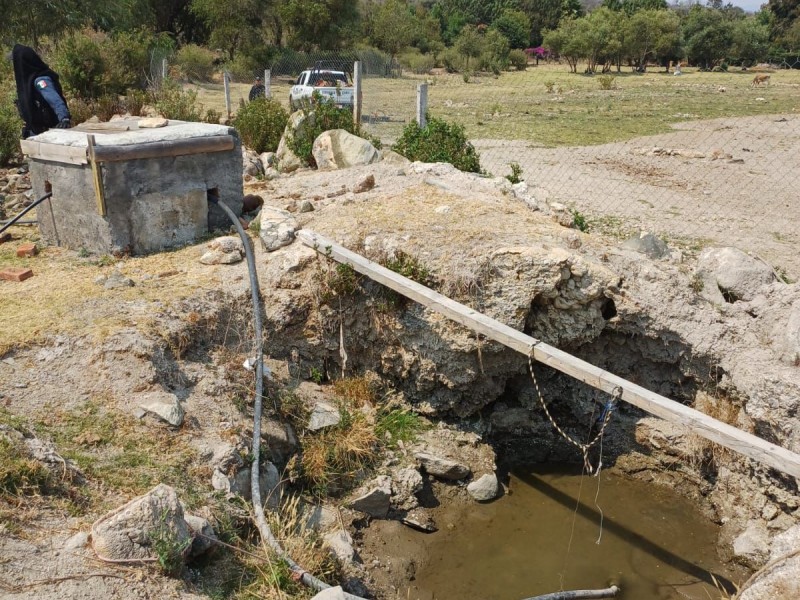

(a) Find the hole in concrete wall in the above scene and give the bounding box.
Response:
[207,187,220,201]
[44,181,52,194]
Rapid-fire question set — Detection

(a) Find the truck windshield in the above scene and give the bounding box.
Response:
[309,72,349,86]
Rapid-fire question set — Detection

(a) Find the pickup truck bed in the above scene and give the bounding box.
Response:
[289,69,354,111]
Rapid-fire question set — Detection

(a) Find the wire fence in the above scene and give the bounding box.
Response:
[175,48,799,278]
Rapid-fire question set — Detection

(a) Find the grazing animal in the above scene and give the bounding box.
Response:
[751,74,770,87]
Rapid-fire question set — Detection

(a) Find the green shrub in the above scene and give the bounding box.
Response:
[393,115,482,173]
[204,108,222,124]
[152,81,202,122]
[95,94,122,121]
[441,47,464,73]
[101,29,159,93]
[505,162,523,184]
[67,97,93,125]
[49,28,105,99]
[176,44,217,83]
[234,98,288,153]
[0,87,21,166]
[398,49,435,74]
[597,75,616,90]
[288,93,365,167]
[509,49,528,71]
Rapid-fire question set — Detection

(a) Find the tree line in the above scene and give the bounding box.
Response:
[2,0,800,78]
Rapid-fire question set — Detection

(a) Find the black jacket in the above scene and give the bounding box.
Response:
[12,44,68,135]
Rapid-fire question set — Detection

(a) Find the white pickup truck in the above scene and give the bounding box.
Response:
[289,67,354,112]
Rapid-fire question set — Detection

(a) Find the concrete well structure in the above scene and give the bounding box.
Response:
[21,119,243,255]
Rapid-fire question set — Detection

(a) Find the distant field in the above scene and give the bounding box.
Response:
[190,64,800,147]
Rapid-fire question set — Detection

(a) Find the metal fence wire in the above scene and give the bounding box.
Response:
[189,49,798,278]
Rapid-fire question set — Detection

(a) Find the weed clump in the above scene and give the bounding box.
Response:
[376,409,429,449]
[152,80,202,121]
[234,98,289,154]
[505,162,523,184]
[393,115,482,173]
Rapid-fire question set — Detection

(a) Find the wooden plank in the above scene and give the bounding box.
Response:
[353,61,362,127]
[72,123,131,133]
[297,229,800,480]
[20,139,88,165]
[92,135,235,163]
[86,135,107,216]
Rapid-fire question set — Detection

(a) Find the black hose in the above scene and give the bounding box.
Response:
[208,196,365,599]
[0,192,52,236]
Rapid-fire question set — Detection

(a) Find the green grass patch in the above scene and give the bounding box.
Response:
[375,409,429,449]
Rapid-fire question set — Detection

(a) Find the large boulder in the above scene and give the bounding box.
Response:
[91,484,190,562]
[312,129,380,170]
[695,247,777,304]
[276,111,314,173]
[259,206,297,252]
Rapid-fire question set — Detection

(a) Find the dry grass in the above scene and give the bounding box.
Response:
[0,225,235,356]
[684,390,745,472]
[332,375,379,407]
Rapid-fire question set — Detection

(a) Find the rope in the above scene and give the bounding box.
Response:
[528,344,621,475]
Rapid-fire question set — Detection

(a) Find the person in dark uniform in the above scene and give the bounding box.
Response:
[248,76,265,101]
[11,44,71,139]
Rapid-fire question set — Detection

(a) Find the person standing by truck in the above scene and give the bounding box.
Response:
[11,44,71,139]
[248,76,265,101]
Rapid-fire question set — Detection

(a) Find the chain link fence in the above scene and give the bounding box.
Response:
[356,60,800,279]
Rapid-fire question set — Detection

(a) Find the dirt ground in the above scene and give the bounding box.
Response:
[1,111,799,599]
[473,113,800,281]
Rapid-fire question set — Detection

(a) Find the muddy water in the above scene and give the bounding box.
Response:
[409,467,745,600]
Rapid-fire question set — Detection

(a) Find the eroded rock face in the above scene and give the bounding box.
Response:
[696,247,777,304]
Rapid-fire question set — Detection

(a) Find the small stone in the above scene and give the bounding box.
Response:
[310,587,349,600]
[623,231,669,259]
[103,270,134,289]
[353,174,375,194]
[467,473,499,502]
[138,117,168,128]
[299,200,314,213]
[347,476,392,518]
[139,392,184,426]
[185,514,218,557]
[307,402,341,431]
[324,530,356,563]
[63,531,90,551]
[200,249,243,265]
[434,205,451,214]
[415,452,470,481]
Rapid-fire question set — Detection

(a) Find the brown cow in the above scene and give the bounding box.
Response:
[751,74,771,87]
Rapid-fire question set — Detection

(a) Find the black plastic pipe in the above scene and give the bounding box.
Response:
[0,192,52,236]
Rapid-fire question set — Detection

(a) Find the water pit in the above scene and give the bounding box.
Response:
[394,467,747,600]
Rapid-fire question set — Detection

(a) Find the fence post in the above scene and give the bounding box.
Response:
[264,69,271,98]
[162,57,168,80]
[224,71,232,118]
[416,83,428,128]
[353,61,362,127]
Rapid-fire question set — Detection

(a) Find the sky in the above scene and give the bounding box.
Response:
[729,0,766,11]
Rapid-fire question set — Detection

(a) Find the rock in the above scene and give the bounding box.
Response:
[263,419,299,463]
[138,391,184,427]
[737,552,800,600]
[381,149,411,165]
[311,587,349,600]
[103,270,134,289]
[467,473,499,502]
[770,524,800,561]
[312,129,380,170]
[91,484,191,563]
[696,247,777,304]
[353,174,375,194]
[263,167,280,180]
[138,117,168,128]
[434,205,451,214]
[390,467,423,511]
[307,402,341,431]
[415,452,470,481]
[200,249,243,265]
[324,530,356,564]
[304,504,338,531]
[347,475,392,517]
[185,514,218,557]
[63,531,90,551]
[299,200,314,213]
[276,111,314,173]
[733,521,771,569]
[259,206,297,252]
[259,152,275,171]
[243,194,264,213]
[623,231,669,259]
[212,462,282,508]
[209,235,244,254]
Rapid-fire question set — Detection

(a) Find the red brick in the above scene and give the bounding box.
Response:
[16,243,38,258]
[0,232,11,245]
[0,268,34,282]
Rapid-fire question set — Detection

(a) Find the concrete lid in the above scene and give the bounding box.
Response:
[31,119,234,148]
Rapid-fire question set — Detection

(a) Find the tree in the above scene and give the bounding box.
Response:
[682,4,735,68]
[620,0,668,15]
[731,17,770,64]
[191,0,270,60]
[577,8,618,73]
[370,0,416,63]
[482,28,511,70]
[454,24,484,70]
[624,9,681,70]
[491,9,532,48]
[278,0,360,50]
[412,10,445,57]
[519,0,583,46]
[543,18,584,71]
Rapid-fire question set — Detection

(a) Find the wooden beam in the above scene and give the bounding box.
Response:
[91,135,235,163]
[85,135,106,217]
[297,229,800,480]
[20,139,88,165]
